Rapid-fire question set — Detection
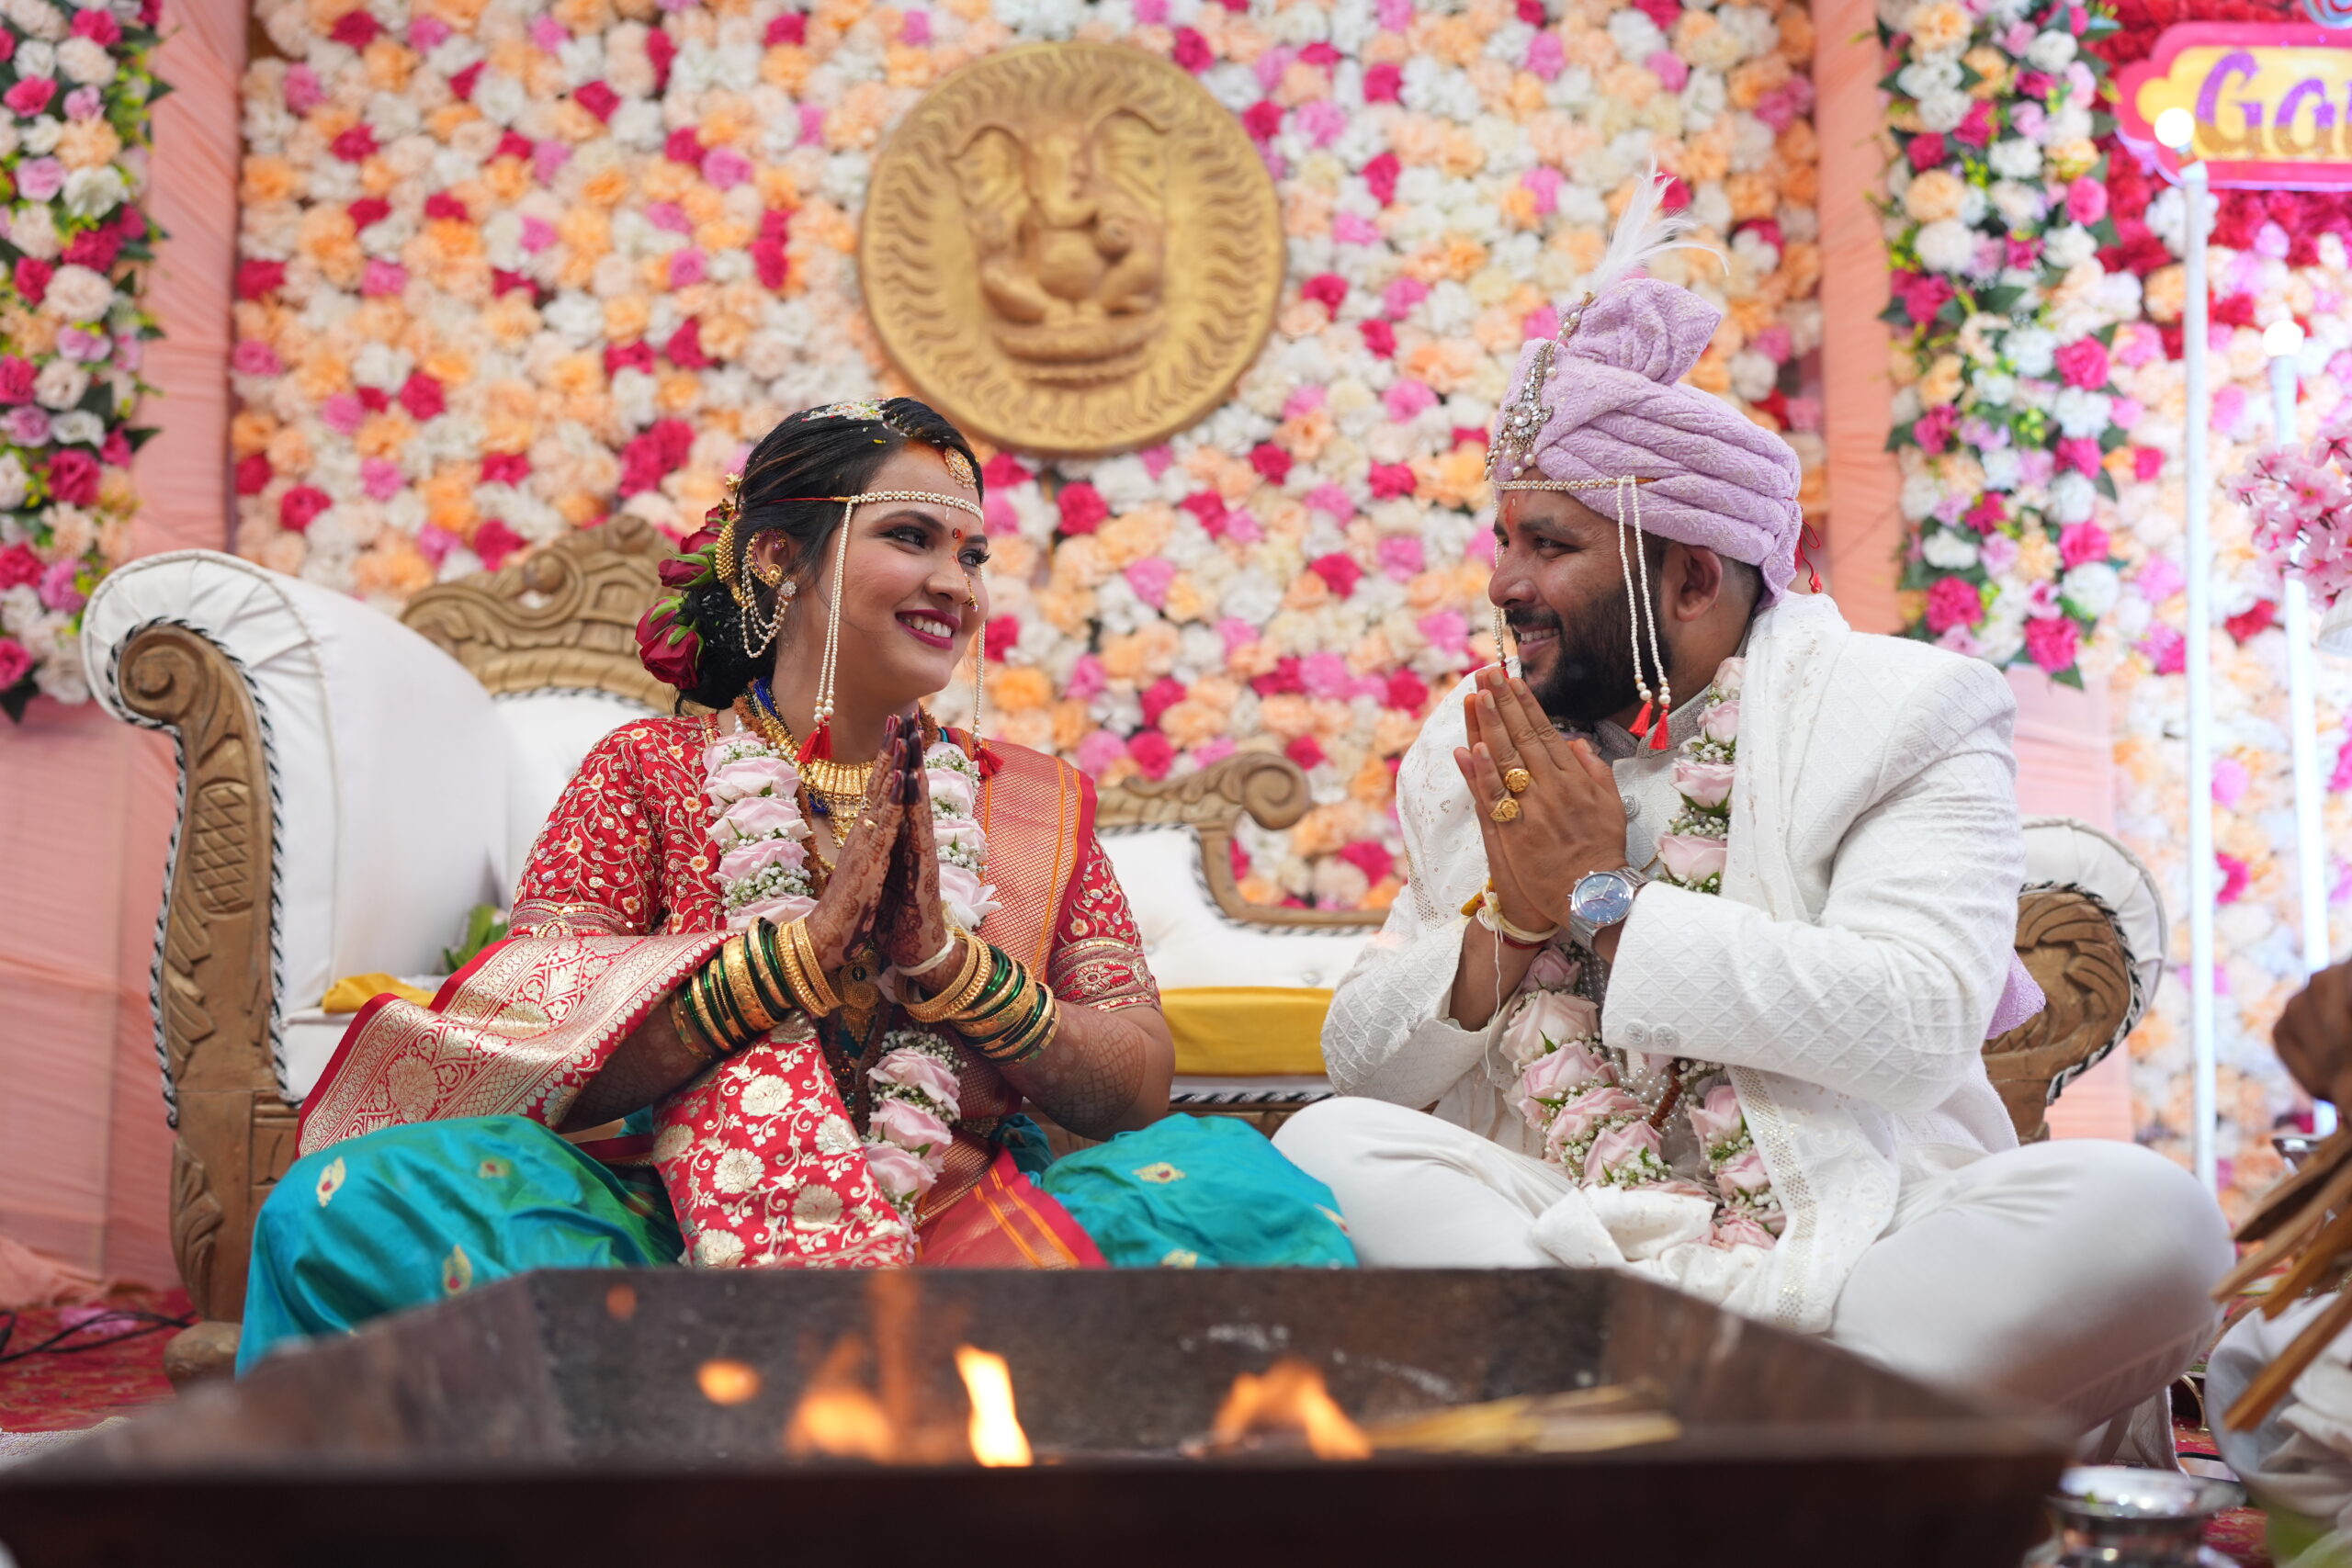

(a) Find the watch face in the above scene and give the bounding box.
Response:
[1572,872,1636,927]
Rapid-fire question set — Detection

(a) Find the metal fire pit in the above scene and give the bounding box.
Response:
[0,1268,2064,1567]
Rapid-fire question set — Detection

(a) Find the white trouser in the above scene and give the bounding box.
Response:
[2209,1299,2352,1563]
[1275,1096,2231,1431]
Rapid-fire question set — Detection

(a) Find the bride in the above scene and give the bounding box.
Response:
[240,399,1350,1369]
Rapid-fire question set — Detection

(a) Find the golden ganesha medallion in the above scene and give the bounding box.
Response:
[861,42,1285,457]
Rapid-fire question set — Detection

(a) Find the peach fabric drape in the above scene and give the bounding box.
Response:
[1814,1,2131,1140]
[1815,0,1903,634]
[0,0,244,1301]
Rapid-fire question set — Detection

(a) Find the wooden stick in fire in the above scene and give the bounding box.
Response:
[2221,1128,2352,1431]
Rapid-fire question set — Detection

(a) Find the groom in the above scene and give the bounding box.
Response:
[1279,194,2228,1440]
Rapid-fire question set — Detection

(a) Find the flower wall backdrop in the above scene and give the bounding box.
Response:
[1880,0,2134,689]
[1884,0,2352,1210]
[0,0,164,718]
[228,0,1824,912]
[2090,0,2352,1213]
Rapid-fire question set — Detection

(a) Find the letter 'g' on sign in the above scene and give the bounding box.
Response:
[2118,23,2352,187]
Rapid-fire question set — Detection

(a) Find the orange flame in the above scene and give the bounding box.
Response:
[781,1328,1033,1465]
[956,1347,1034,1468]
[1209,1359,1371,1460]
[783,1337,897,1461]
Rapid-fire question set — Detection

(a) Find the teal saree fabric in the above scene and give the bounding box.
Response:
[1037,1115,1357,1269]
[239,1113,1352,1372]
[238,1117,680,1374]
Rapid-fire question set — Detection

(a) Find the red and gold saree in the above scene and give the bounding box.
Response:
[298,716,1160,1270]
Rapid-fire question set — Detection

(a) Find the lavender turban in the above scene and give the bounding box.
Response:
[1491,277,1806,603]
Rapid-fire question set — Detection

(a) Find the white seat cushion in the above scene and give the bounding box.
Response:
[495,690,666,882]
[1100,827,1372,992]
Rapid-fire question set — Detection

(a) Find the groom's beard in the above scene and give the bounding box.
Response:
[1510,586,1662,728]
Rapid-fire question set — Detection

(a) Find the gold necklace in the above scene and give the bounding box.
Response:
[735,694,874,818]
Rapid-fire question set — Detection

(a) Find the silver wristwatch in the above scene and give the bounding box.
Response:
[1566,865,1648,948]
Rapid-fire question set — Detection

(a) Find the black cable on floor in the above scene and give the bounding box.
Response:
[0,1305,195,1366]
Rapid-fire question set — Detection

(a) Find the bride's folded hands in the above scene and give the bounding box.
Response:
[888,739,1174,1140]
[560,716,923,1131]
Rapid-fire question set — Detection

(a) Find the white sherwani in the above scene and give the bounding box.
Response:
[1284,593,2229,1430]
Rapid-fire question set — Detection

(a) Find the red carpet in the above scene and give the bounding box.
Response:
[0,1288,187,1433]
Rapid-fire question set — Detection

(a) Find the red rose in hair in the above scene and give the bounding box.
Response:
[634,601,702,691]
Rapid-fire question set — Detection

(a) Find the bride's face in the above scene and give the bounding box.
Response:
[763,443,989,716]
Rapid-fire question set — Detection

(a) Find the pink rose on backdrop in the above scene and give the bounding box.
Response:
[870,1049,961,1107]
[1585,1120,1664,1183]
[1686,1083,1746,1146]
[1701,699,1739,743]
[1656,832,1727,885]
[1925,576,1985,634]
[871,1097,953,1155]
[863,1142,935,1201]
[2052,339,2109,389]
[718,835,808,884]
[1501,990,1600,1066]
[1672,759,1736,808]
[0,638,30,690]
[2024,615,2080,674]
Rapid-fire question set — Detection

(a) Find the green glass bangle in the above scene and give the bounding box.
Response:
[673,987,724,1058]
[700,961,751,1048]
[744,923,794,1021]
[962,954,1033,1033]
[987,993,1057,1065]
[957,945,1022,1022]
[978,983,1054,1059]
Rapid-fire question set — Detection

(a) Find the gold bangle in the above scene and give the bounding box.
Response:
[982,988,1057,1065]
[721,937,778,1036]
[699,960,752,1048]
[959,967,1035,1040]
[785,919,842,1016]
[775,923,820,1016]
[902,931,986,1024]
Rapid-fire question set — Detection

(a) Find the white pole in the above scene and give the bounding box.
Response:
[2269,329,2338,1136]
[2180,148,2220,1192]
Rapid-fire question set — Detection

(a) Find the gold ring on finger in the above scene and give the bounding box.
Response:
[1503,767,1532,795]
[1489,795,1522,824]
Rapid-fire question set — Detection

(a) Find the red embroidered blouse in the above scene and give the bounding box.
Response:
[508,716,1159,1013]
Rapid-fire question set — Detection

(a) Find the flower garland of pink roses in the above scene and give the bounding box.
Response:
[0,0,164,722]
[1878,0,2134,688]
[703,727,999,1213]
[1500,657,1782,1249]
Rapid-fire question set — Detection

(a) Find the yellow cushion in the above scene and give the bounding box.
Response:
[321,974,435,1013]
[1161,987,1331,1077]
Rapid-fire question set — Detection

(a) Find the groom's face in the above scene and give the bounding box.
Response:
[1488,491,1665,728]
